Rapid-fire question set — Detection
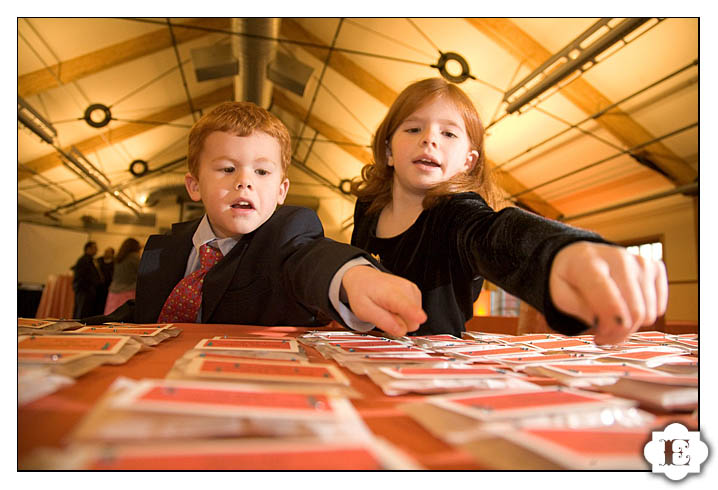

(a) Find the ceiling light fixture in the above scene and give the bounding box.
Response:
[129,159,149,177]
[504,18,657,114]
[432,52,474,84]
[83,103,113,128]
[18,96,57,144]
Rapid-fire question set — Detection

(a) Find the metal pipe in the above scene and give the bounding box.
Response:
[233,18,279,108]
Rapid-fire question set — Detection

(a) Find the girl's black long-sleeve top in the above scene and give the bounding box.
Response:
[351,192,609,337]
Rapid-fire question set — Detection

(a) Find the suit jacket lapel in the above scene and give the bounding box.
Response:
[201,237,248,322]
[136,220,198,322]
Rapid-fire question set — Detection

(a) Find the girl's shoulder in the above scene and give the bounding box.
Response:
[434,192,491,212]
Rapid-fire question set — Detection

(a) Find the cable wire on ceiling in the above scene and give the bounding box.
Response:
[128,17,432,69]
[293,18,344,166]
[509,121,698,199]
[346,18,435,60]
[167,18,199,123]
[406,18,442,53]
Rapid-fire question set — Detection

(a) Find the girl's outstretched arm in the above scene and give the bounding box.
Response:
[549,241,669,345]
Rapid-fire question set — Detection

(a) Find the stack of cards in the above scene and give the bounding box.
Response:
[400,385,655,469]
[21,436,419,470]
[598,374,698,411]
[66,323,181,346]
[18,317,83,335]
[46,376,420,470]
[481,425,652,470]
[166,335,362,397]
[70,376,369,441]
[17,333,145,406]
[522,361,669,387]
[364,364,541,396]
[300,331,459,375]
[190,336,308,361]
[18,334,144,378]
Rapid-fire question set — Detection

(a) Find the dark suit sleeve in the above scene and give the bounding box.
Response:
[81,299,136,325]
[276,206,380,327]
[447,196,611,335]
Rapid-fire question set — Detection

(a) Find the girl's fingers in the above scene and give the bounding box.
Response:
[550,242,668,345]
[565,263,634,345]
[655,259,669,317]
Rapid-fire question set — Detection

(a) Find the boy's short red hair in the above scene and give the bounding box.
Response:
[187,101,291,178]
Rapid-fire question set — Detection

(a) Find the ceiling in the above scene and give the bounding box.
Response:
[17,17,699,238]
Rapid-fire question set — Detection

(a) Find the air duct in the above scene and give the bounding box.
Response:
[233,18,279,108]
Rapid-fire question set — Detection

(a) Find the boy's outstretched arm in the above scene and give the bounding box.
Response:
[549,241,669,345]
[341,266,427,337]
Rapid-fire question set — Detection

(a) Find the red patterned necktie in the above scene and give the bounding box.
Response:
[157,243,224,323]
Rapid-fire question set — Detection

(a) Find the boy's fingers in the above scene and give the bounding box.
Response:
[375,289,425,331]
[354,298,408,336]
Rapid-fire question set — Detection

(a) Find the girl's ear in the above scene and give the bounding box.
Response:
[464,150,479,171]
[386,142,394,167]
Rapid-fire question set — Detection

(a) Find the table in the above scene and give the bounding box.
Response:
[18,323,486,470]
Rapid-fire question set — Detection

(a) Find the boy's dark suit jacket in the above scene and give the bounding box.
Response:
[84,206,379,327]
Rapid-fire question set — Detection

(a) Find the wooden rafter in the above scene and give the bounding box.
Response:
[466,18,697,186]
[18,85,234,181]
[18,18,230,98]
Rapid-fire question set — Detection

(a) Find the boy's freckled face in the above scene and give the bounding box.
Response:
[185,130,289,238]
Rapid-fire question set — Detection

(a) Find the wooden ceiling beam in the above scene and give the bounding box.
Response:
[19,84,234,181]
[19,18,231,98]
[466,18,697,186]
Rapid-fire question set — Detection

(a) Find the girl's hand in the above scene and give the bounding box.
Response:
[549,241,668,345]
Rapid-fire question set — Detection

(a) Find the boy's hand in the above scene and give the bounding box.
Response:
[549,241,668,345]
[341,266,426,337]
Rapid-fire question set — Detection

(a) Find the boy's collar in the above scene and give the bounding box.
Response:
[193,214,241,257]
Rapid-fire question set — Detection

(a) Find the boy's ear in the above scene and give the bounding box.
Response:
[184,172,202,202]
[276,177,290,205]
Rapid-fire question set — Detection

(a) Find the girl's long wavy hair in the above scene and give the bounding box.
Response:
[115,238,141,264]
[351,77,503,215]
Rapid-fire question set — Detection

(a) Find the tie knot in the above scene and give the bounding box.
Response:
[199,243,223,270]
